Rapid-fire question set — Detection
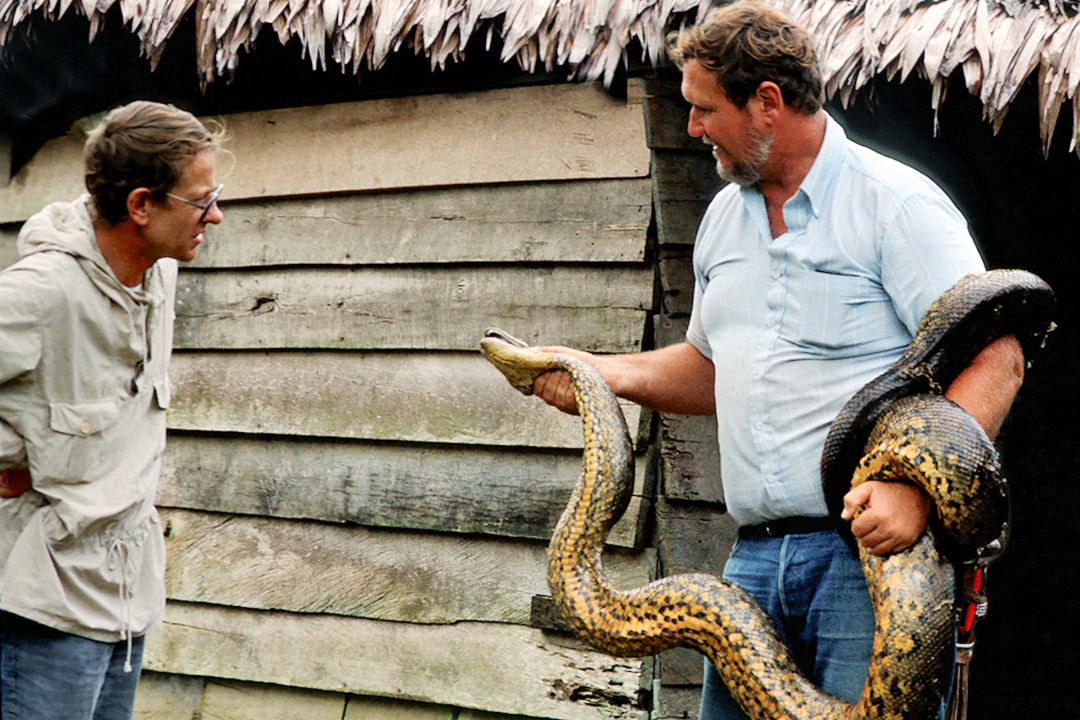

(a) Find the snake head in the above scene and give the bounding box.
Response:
[482,327,528,349]
[480,327,562,396]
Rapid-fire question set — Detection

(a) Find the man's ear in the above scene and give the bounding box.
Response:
[750,81,784,123]
[126,188,154,227]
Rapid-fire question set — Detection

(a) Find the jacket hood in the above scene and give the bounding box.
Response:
[15,195,165,307]
[17,195,109,269]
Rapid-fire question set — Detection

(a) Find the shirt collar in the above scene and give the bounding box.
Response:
[797,111,846,218]
[736,111,847,235]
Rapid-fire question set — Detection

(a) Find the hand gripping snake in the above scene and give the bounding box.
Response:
[480,269,1054,720]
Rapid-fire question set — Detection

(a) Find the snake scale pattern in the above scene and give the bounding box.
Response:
[480,269,1054,720]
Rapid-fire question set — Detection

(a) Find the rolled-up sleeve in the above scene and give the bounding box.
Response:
[686,279,713,359]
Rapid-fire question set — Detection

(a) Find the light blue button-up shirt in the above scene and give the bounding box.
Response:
[686,113,985,527]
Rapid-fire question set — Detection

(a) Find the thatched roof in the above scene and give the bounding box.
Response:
[2,0,1080,154]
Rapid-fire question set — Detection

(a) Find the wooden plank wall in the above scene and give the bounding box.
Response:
[0,83,661,720]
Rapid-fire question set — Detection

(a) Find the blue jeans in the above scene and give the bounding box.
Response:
[0,611,145,720]
[699,530,875,720]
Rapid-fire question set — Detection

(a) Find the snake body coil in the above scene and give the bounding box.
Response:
[480,269,1053,720]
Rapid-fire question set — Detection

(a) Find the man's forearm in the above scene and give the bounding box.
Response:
[944,334,1025,439]
[602,341,716,415]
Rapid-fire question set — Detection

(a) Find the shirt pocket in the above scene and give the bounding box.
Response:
[39,400,121,483]
[781,268,874,352]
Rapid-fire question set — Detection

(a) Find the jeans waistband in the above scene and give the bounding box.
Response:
[738,516,837,538]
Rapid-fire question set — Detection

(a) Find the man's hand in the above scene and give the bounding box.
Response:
[0,468,31,498]
[841,480,930,555]
[531,346,605,416]
[533,370,579,415]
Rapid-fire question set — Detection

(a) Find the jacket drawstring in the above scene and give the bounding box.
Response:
[106,534,136,672]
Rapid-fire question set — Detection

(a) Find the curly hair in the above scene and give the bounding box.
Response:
[83,101,226,226]
[668,1,823,114]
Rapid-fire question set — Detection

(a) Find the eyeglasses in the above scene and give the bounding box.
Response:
[165,183,224,223]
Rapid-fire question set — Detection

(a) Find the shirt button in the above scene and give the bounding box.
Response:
[755,421,765,430]
[79,422,92,435]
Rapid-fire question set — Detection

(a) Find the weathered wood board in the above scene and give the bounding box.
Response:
[650,294,724,507]
[659,252,695,318]
[651,681,702,720]
[0,84,649,223]
[158,434,650,546]
[144,602,650,720]
[345,692,535,720]
[660,413,723,506]
[652,152,724,249]
[132,672,205,720]
[137,673,586,720]
[643,72,699,152]
[342,694,459,720]
[2,178,651,270]
[167,352,646,450]
[160,508,655,624]
[191,179,651,267]
[220,84,648,199]
[174,265,652,351]
[659,647,709,687]
[196,680,348,720]
[653,496,736,579]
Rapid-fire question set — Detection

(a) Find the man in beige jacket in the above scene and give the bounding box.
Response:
[0,101,224,720]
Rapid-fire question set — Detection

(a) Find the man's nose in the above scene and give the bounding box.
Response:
[204,203,224,224]
[687,107,705,138]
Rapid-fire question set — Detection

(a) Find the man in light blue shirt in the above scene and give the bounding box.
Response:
[531,1,1025,718]
[685,110,985,531]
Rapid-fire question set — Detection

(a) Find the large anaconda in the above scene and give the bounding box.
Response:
[480,269,1054,720]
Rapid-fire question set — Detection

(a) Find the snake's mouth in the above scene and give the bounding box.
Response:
[482,327,528,348]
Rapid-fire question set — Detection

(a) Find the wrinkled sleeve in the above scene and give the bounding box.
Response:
[0,263,48,385]
[686,279,712,359]
[879,189,986,335]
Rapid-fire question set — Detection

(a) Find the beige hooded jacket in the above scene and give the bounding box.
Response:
[0,195,175,657]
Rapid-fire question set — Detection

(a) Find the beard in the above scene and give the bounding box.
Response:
[714,124,773,187]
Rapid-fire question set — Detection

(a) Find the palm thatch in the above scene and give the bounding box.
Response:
[781,0,1080,156]
[2,0,1080,154]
